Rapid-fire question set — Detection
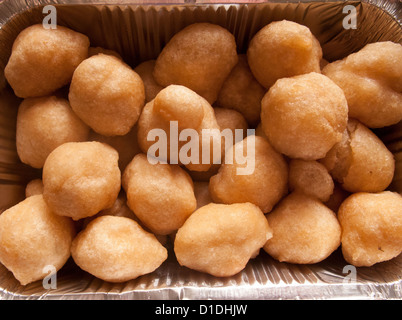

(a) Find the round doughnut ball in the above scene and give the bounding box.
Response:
[174,202,272,277]
[25,179,44,197]
[323,41,402,128]
[209,135,288,213]
[289,159,334,202]
[4,24,89,98]
[215,54,266,126]
[153,23,238,104]
[338,192,402,267]
[123,153,197,235]
[71,216,167,282]
[134,60,164,102]
[69,54,145,136]
[88,47,122,60]
[16,96,90,168]
[43,141,121,221]
[214,107,248,140]
[247,20,322,89]
[0,195,75,285]
[261,72,348,160]
[321,119,394,193]
[263,192,341,264]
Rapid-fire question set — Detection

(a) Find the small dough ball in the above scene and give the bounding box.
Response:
[193,181,213,209]
[88,125,141,171]
[324,183,350,213]
[25,179,44,197]
[69,54,145,136]
[214,107,248,141]
[5,24,89,98]
[71,216,167,282]
[137,85,221,172]
[321,119,394,193]
[174,202,272,277]
[88,47,122,60]
[153,23,238,104]
[247,20,322,89]
[338,192,402,267]
[289,159,334,202]
[323,41,402,128]
[123,154,197,235]
[16,96,90,168]
[0,195,75,285]
[134,60,164,102]
[209,135,288,213]
[263,192,341,264]
[215,55,266,126]
[43,141,121,221]
[261,72,348,160]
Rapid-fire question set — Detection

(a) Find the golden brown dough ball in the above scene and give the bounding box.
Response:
[153,23,238,104]
[323,41,402,128]
[324,183,350,213]
[25,179,44,197]
[87,47,122,60]
[69,54,145,136]
[71,216,167,282]
[0,195,75,285]
[247,20,322,89]
[321,119,394,193]
[137,85,221,172]
[214,107,248,140]
[123,153,197,235]
[174,202,272,277]
[261,72,348,160]
[16,96,89,169]
[5,24,89,98]
[134,60,164,102]
[193,181,213,209]
[209,135,288,213]
[88,125,141,171]
[215,54,266,126]
[43,141,121,221]
[263,192,341,264]
[338,192,402,267]
[288,159,334,202]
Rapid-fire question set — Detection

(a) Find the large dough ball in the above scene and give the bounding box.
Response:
[123,153,197,235]
[247,20,322,89]
[0,195,75,285]
[16,96,89,168]
[5,24,89,98]
[263,192,341,264]
[43,141,121,221]
[69,54,145,136]
[153,23,238,104]
[174,202,272,277]
[323,41,402,128]
[71,216,167,282]
[209,135,288,213]
[338,192,402,267]
[261,72,348,160]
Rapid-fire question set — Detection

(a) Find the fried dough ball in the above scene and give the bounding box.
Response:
[193,181,213,209]
[321,119,394,193]
[71,216,167,282]
[153,23,238,104]
[88,125,141,171]
[134,60,164,102]
[289,159,334,202]
[324,183,350,213]
[215,55,266,126]
[247,20,322,89]
[214,107,248,141]
[87,47,122,60]
[43,142,121,221]
[322,41,402,128]
[338,192,402,267]
[174,202,272,277]
[25,179,44,197]
[69,54,145,136]
[4,24,89,98]
[261,72,348,160]
[16,96,89,168]
[0,195,75,285]
[123,153,197,235]
[209,135,288,213]
[263,192,341,264]
[137,85,221,172]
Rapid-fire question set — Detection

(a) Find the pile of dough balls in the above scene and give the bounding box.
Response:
[0,19,401,287]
